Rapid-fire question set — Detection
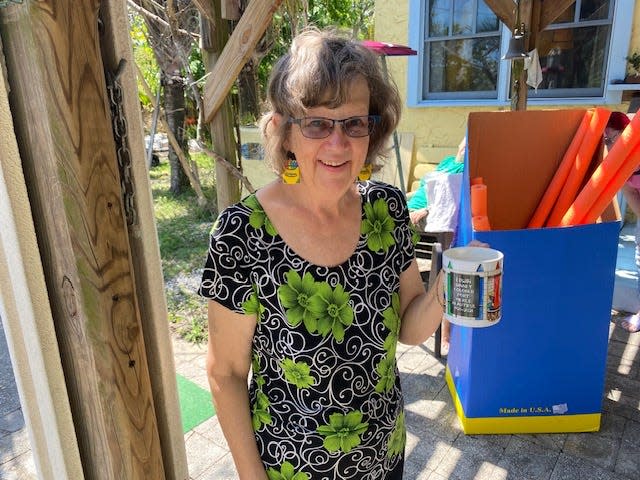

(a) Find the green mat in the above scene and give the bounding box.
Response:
[176,374,215,433]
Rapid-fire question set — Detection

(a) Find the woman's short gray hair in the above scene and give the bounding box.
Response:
[259,27,402,174]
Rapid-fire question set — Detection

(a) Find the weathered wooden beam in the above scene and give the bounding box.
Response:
[99,1,189,479]
[540,0,577,31]
[509,0,576,110]
[203,1,241,210]
[484,0,517,30]
[0,1,165,478]
[511,0,535,111]
[191,0,217,23]
[221,0,241,20]
[203,0,284,123]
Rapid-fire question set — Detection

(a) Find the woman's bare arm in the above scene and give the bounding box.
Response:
[397,259,444,345]
[206,300,268,479]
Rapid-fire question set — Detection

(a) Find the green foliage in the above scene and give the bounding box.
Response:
[308,0,374,38]
[151,153,217,343]
[188,46,206,81]
[129,12,160,109]
[181,317,208,344]
[256,0,375,108]
[185,46,206,133]
[627,52,640,76]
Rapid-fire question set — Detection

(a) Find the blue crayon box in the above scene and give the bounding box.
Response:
[446,110,620,434]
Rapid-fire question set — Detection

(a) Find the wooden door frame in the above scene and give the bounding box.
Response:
[0,1,187,478]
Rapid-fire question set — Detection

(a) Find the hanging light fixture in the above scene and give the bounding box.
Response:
[502,0,529,60]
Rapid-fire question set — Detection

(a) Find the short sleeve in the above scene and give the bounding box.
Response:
[198,206,254,314]
[365,182,416,273]
[393,189,417,273]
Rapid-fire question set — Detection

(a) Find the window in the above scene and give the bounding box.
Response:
[423,0,501,100]
[408,0,634,106]
[531,0,613,98]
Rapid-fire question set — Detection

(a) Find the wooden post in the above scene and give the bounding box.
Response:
[0,2,165,478]
[221,0,241,20]
[203,0,284,123]
[192,0,217,22]
[483,0,516,27]
[201,6,241,210]
[485,0,577,110]
[99,2,189,479]
[513,0,577,110]
[512,0,534,111]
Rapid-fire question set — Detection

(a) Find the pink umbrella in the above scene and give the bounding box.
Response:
[361,40,417,56]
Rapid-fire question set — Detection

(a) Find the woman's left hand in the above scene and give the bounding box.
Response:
[468,239,490,248]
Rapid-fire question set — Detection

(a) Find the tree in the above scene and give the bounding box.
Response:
[129,0,200,195]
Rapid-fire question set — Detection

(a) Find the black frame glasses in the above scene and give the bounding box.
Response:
[288,115,380,139]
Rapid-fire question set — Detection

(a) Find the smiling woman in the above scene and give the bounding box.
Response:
[197,27,450,480]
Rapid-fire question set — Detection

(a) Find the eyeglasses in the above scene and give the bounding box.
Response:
[288,115,380,139]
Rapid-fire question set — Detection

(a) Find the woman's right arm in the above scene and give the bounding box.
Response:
[206,299,268,479]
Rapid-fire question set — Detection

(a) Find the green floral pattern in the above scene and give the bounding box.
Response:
[361,198,396,252]
[374,356,395,393]
[199,182,414,478]
[280,358,315,389]
[242,283,265,322]
[382,293,401,357]
[278,271,319,331]
[307,282,353,342]
[251,354,272,430]
[317,411,370,453]
[266,462,310,480]
[278,272,353,342]
[387,411,406,458]
[243,194,278,236]
[409,220,420,246]
[375,293,401,393]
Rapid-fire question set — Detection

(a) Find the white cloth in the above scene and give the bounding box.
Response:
[524,48,543,91]
[424,172,462,233]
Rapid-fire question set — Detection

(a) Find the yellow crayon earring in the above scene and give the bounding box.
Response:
[282,151,300,184]
[358,163,372,181]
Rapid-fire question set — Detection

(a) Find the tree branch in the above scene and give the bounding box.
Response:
[135,61,211,208]
[195,141,256,194]
[127,0,200,40]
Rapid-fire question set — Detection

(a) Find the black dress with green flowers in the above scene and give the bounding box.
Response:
[198,181,416,480]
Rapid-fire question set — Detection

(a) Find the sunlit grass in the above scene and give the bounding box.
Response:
[150,153,217,344]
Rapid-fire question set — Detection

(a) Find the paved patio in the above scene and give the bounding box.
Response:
[2,223,639,479]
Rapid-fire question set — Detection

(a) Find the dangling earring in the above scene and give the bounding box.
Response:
[282,151,300,184]
[358,163,372,181]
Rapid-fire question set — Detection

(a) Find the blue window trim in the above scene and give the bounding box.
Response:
[407,0,634,108]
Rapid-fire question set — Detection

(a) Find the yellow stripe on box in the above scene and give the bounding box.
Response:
[445,366,601,434]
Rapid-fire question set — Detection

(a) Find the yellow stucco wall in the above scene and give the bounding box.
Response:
[374,0,640,187]
[632,1,640,46]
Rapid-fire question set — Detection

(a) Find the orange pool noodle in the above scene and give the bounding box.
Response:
[545,107,611,227]
[473,215,491,231]
[471,177,484,185]
[527,110,593,228]
[571,142,640,225]
[559,112,640,226]
[471,184,488,217]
